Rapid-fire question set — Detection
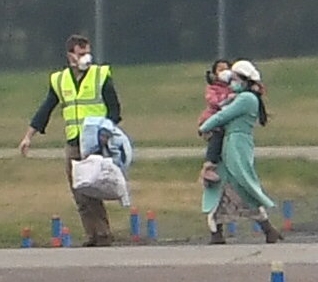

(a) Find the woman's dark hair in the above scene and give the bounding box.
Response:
[238,74,268,126]
[253,92,268,126]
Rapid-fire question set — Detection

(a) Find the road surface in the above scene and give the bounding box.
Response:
[0,244,317,281]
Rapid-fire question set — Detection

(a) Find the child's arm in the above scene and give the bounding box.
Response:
[205,86,220,110]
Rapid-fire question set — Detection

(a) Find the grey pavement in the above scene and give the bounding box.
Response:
[0,244,318,281]
[2,146,318,160]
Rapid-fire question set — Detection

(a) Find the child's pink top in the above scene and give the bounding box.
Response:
[198,80,232,125]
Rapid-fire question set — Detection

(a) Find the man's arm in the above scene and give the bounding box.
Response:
[101,77,122,125]
[30,86,59,134]
[19,86,59,156]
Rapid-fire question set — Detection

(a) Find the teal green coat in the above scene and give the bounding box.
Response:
[199,91,275,214]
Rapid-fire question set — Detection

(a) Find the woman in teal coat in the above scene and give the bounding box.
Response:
[199,60,283,244]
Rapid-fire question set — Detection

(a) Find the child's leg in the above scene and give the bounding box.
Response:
[201,128,225,182]
[205,128,224,163]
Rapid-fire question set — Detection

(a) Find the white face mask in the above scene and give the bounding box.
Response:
[78,53,93,71]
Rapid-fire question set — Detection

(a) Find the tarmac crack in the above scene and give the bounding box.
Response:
[230,250,262,263]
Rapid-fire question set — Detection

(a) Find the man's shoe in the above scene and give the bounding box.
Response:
[95,235,113,247]
[82,239,97,247]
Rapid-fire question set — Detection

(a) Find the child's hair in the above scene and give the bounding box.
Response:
[206,59,232,85]
[211,59,231,75]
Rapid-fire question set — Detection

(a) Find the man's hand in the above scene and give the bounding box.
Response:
[18,126,37,157]
[19,136,31,157]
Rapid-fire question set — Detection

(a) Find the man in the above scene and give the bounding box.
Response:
[18,34,122,247]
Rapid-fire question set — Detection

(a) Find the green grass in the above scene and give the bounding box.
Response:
[2,57,318,148]
[1,157,318,248]
[2,58,318,248]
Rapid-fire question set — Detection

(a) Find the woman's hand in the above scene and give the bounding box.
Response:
[228,92,236,100]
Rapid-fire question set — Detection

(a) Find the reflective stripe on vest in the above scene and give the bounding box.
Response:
[51,65,110,140]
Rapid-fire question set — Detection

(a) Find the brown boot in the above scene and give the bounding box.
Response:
[82,236,97,247]
[200,162,220,183]
[258,220,284,244]
[82,235,113,247]
[209,224,226,245]
[95,234,113,247]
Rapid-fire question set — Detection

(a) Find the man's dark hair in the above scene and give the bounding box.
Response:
[65,34,90,53]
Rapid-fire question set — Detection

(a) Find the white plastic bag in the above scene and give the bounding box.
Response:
[72,155,130,206]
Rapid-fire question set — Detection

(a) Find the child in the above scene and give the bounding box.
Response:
[97,120,133,176]
[198,59,234,183]
[80,117,133,176]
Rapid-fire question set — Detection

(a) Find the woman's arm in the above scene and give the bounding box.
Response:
[199,92,256,133]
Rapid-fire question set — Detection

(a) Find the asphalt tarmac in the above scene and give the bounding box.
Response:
[0,244,317,282]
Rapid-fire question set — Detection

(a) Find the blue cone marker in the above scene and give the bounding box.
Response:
[271,261,285,282]
[252,221,262,235]
[21,227,32,248]
[282,200,293,231]
[227,221,237,237]
[147,210,157,240]
[130,207,140,242]
[62,227,72,247]
[51,215,62,238]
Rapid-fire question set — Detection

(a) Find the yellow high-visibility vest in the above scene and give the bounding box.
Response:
[51,65,111,140]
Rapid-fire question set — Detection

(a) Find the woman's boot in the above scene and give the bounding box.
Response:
[258,220,284,243]
[209,224,226,244]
